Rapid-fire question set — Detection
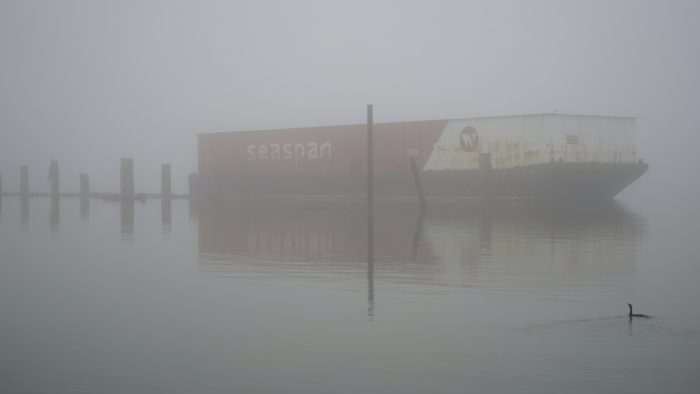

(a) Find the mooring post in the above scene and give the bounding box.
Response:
[120,158,134,200]
[478,153,492,199]
[20,165,29,198]
[410,157,427,208]
[161,163,171,199]
[80,173,90,218]
[49,159,59,199]
[80,174,90,199]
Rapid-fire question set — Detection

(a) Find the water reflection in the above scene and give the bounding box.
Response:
[120,200,134,240]
[20,196,28,225]
[49,197,59,233]
[161,198,172,233]
[198,200,645,305]
[80,195,90,219]
[367,202,375,319]
[4,196,697,393]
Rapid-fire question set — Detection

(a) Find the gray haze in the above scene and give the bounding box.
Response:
[1,0,699,197]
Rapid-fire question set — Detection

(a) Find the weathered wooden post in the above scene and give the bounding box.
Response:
[161,163,171,198]
[20,167,28,222]
[80,174,90,218]
[478,153,492,199]
[20,165,29,198]
[49,160,59,199]
[410,157,427,208]
[80,174,90,199]
[120,158,134,200]
[188,173,196,198]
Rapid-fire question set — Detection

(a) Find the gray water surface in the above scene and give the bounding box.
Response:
[0,197,698,393]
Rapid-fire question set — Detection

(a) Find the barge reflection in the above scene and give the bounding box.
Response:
[198,199,645,313]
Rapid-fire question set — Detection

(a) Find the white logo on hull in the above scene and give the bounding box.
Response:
[247,142,332,161]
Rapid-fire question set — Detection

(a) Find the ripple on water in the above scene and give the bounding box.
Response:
[497,316,700,391]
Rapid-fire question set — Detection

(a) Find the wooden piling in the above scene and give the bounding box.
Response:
[20,165,29,198]
[49,160,59,199]
[161,164,171,198]
[80,174,90,199]
[188,173,197,199]
[478,153,492,199]
[120,158,134,200]
[410,157,427,208]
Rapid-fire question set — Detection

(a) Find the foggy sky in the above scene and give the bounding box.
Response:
[1,0,699,197]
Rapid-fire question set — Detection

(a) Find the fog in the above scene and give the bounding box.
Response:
[3,2,700,392]
[1,0,699,198]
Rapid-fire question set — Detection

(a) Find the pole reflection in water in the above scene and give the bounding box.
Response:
[80,196,90,219]
[188,198,199,223]
[20,196,29,225]
[197,199,644,313]
[367,204,375,320]
[161,198,171,233]
[49,197,59,233]
[479,207,493,256]
[411,204,426,259]
[120,200,134,241]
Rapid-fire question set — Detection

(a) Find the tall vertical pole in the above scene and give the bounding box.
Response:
[20,165,29,198]
[410,157,426,208]
[366,104,374,319]
[367,104,374,209]
[161,163,171,198]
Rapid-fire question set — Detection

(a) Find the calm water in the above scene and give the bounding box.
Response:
[0,196,698,393]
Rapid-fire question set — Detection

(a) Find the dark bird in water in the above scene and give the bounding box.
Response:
[627,303,651,318]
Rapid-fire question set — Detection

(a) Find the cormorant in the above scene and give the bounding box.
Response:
[627,303,651,318]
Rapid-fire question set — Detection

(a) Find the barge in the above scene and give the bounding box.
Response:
[192,113,648,202]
